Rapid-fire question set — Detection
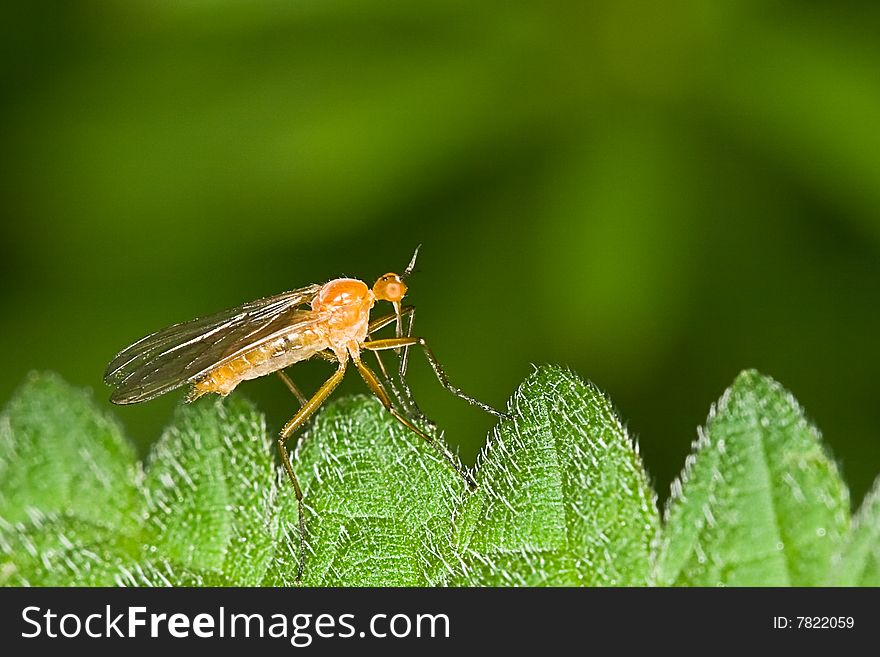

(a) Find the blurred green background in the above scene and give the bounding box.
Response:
[1,1,878,507]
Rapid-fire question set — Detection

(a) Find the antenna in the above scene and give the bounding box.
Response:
[402,244,421,279]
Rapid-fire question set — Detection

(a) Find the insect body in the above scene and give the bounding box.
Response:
[187,278,374,401]
[104,247,502,580]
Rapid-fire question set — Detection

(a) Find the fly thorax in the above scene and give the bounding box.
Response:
[312,278,375,348]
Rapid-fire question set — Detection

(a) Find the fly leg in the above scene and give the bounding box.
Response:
[352,356,476,489]
[277,371,307,406]
[395,306,426,419]
[361,337,506,418]
[368,305,413,334]
[278,351,340,406]
[366,341,430,424]
[367,305,427,422]
[365,346,410,412]
[278,360,347,581]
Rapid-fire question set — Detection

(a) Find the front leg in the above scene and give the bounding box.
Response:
[366,305,425,421]
[352,356,476,489]
[362,336,506,418]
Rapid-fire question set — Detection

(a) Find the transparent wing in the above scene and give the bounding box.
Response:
[105,284,323,404]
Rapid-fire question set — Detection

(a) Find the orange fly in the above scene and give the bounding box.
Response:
[104,246,503,579]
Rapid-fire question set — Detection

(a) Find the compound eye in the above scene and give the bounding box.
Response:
[373,273,407,302]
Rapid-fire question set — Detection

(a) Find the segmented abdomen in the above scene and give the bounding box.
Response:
[188,329,325,400]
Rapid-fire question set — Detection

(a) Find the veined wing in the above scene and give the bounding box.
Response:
[105,284,323,404]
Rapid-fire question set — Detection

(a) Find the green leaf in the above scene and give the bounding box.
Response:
[834,476,880,586]
[2,369,874,588]
[117,560,236,587]
[0,512,235,587]
[1,393,282,587]
[266,395,466,586]
[654,370,850,586]
[141,397,279,585]
[0,372,140,530]
[449,365,660,586]
[0,513,140,586]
